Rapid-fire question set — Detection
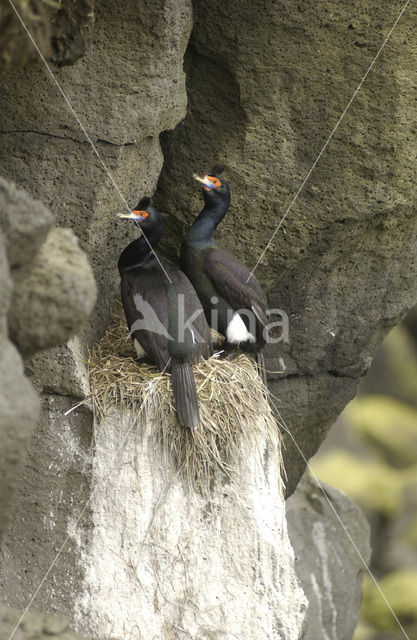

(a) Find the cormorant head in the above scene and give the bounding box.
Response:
[193,166,231,207]
[118,196,161,232]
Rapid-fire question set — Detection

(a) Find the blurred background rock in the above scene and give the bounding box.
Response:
[312,304,417,640]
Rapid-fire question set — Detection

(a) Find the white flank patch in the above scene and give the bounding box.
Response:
[226,313,256,344]
[133,338,146,359]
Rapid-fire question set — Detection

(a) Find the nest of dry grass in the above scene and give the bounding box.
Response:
[86,306,283,495]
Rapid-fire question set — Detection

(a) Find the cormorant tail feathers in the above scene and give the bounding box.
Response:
[171,361,200,430]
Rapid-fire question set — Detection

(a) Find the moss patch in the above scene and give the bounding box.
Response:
[361,570,417,632]
[311,449,404,516]
[346,396,417,468]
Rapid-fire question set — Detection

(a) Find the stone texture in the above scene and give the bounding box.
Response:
[0,0,193,346]
[0,234,11,329]
[286,474,371,640]
[0,395,93,613]
[155,0,417,495]
[0,0,94,71]
[0,0,193,392]
[77,413,306,640]
[0,604,91,640]
[267,373,359,497]
[26,337,91,399]
[0,176,95,544]
[0,405,307,640]
[49,0,95,67]
[9,228,96,357]
[0,176,54,268]
[1,1,417,637]
[0,0,50,70]
[0,228,40,545]
[0,339,40,543]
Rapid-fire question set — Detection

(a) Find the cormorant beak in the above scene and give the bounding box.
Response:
[117,211,147,222]
[193,173,217,190]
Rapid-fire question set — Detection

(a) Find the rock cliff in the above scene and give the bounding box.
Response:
[156,0,417,496]
[1,0,416,638]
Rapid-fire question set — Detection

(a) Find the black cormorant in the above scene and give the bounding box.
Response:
[118,198,212,429]
[180,170,272,383]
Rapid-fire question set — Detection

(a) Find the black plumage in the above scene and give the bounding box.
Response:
[118,199,212,429]
[181,170,271,383]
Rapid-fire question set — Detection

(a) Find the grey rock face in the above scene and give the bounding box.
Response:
[76,413,306,640]
[268,374,359,497]
[49,0,95,67]
[9,228,97,357]
[0,339,40,543]
[0,405,307,640]
[1,1,416,637]
[0,0,193,393]
[0,176,95,547]
[156,0,417,495]
[286,474,371,640]
[0,0,193,351]
[0,177,54,268]
[0,228,40,544]
[0,396,93,613]
[0,1,50,70]
[0,604,91,640]
[26,338,91,399]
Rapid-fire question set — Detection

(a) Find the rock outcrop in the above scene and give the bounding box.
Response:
[1,0,417,638]
[0,604,91,640]
[2,0,416,492]
[0,198,41,543]
[0,0,94,71]
[0,176,95,581]
[0,0,193,392]
[155,0,417,496]
[0,338,39,543]
[9,227,96,356]
[0,406,307,640]
[287,474,371,640]
[0,176,53,267]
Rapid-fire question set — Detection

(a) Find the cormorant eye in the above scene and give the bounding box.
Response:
[131,210,149,219]
[204,176,221,190]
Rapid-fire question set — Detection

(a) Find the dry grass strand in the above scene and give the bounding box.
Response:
[87,311,283,495]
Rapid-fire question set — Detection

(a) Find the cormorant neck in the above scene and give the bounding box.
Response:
[118,220,163,273]
[185,197,230,243]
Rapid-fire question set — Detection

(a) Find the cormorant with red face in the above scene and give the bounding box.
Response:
[180,170,271,383]
[118,198,212,429]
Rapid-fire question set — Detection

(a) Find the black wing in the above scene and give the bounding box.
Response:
[166,265,212,361]
[202,247,271,330]
[120,268,171,371]
[121,257,212,371]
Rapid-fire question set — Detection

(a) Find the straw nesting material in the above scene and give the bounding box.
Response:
[87,311,283,494]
